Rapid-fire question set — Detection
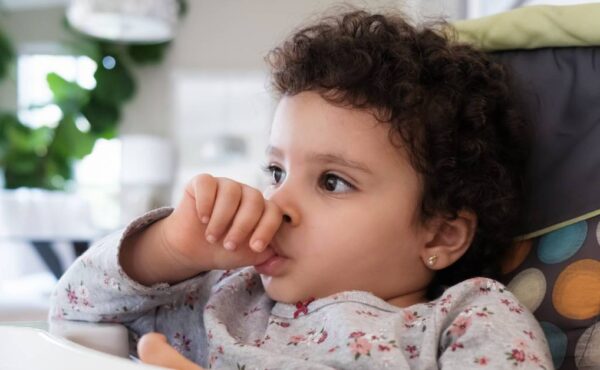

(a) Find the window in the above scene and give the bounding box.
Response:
[17,53,120,230]
[17,54,96,128]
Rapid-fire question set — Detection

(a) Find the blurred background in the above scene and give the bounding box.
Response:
[0,0,593,321]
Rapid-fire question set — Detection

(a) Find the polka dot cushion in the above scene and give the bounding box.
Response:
[501,214,600,369]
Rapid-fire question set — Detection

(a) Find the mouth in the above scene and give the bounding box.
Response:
[268,241,288,258]
[254,241,289,276]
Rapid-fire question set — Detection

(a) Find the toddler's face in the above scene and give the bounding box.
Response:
[261,91,434,307]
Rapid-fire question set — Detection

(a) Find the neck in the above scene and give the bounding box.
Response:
[385,288,428,308]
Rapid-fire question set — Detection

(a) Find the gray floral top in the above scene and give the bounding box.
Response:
[50,208,554,369]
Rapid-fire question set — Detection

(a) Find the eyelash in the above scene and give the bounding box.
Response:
[261,164,355,193]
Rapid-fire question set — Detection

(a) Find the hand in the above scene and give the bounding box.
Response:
[138,332,204,370]
[161,174,284,273]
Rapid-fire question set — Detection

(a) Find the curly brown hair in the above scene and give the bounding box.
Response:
[266,9,530,296]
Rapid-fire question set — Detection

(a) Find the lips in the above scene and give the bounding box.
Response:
[254,240,289,276]
[268,240,288,258]
[254,254,287,276]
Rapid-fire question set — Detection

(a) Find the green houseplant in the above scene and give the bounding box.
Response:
[0,3,185,189]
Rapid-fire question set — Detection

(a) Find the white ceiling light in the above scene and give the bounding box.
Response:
[1,0,69,11]
[66,0,180,43]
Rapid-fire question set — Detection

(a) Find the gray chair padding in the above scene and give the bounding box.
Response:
[492,47,600,237]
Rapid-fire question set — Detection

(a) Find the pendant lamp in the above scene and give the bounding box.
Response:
[66,0,179,43]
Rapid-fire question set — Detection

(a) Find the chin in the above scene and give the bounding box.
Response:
[261,274,301,303]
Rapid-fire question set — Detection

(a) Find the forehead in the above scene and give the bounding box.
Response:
[269,91,404,163]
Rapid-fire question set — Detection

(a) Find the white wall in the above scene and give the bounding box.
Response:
[0,7,71,111]
[118,0,467,197]
[0,0,466,129]
[120,0,451,138]
[1,1,467,205]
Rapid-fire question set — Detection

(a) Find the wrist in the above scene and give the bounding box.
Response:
[157,215,211,278]
[120,216,202,286]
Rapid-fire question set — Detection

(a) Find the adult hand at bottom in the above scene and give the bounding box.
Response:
[138,332,205,370]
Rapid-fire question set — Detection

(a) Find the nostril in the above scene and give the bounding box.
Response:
[283,214,292,223]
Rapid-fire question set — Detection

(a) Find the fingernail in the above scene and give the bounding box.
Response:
[206,234,216,244]
[251,240,264,252]
[201,216,209,224]
[224,241,236,251]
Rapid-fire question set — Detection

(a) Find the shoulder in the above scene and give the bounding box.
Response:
[435,277,527,316]
[442,277,510,299]
[435,277,539,337]
[434,279,553,368]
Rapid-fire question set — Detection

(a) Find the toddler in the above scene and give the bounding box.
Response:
[51,9,553,370]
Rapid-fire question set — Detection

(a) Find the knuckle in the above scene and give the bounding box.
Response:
[231,212,259,235]
[264,218,281,232]
[265,200,283,216]
[235,219,256,236]
[189,174,214,200]
[244,186,264,202]
[225,230,244,243]
[257,217,278,234]
[206,222,227,236]
[219,179,242,197]
[194,173,214,186]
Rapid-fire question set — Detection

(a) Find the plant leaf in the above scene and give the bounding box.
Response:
[47,72,90,115]
[93,55,135,105]
[127,42,170,64]
[0,28,15,79]
[81,98,120,139]
[49,116,96,159]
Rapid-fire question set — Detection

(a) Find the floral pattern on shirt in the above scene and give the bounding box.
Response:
[287,327,328,346]
[184,291,199,310]
[173,332,192,353]
[346,331,399,360]
[65,281,95,310]
[49,213,553,370]
[503,334,549,369]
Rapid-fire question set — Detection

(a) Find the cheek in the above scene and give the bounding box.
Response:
[322,204,418,263]
[304,206,416,262]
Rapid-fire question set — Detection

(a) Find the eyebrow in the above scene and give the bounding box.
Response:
[265,145,372,174]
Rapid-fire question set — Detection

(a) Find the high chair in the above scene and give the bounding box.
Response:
[454,4,600,370]
[2,4,598,370]
[0,320,166,369]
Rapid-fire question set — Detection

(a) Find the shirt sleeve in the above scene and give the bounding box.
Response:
[437,279,554,370]
[49,207,218,330]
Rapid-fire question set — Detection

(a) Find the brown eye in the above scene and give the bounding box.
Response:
[319,173,353,193]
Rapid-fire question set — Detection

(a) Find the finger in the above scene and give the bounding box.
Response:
[249,200,284,252]
[204,178,242,244]
[138,332,205,370]
[185,174,218,224]
[222,186,265,251]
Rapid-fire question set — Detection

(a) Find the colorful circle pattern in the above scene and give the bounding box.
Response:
[553,259,600,320]
[507,268,546,312]
[537,221,587,264]
[540,321,568,369]
[503,217,600,370]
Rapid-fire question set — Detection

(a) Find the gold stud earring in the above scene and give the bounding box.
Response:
[427,255,438,267]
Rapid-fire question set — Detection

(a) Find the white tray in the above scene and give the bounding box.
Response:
[0,326,169,370]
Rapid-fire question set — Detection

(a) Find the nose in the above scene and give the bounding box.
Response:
[265,182,301,227]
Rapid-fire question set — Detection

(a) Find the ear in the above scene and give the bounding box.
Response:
[420,209,477,270]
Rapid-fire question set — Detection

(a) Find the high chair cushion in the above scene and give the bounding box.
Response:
[492,46,600,239]
[494,47,600,370]
[453,6,600,369]
[501,215,600,370]
[488,32,600,370]
[453,3,600,51]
